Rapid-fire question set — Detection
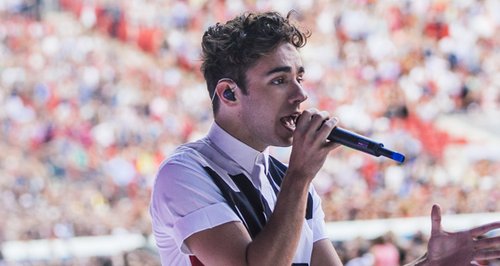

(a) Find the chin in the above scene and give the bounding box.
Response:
[271,128,294,147]
[274,138,293,147]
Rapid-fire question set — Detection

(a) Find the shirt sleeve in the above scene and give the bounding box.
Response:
[150,153,240,253]
[309,185,329,243]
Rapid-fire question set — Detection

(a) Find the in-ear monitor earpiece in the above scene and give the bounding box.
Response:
[223,88,236,101]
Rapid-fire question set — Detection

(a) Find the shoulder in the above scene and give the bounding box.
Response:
[152,139,239,199]
[159,137,224,175]
[150,141,242,237]
[153,141,213,194]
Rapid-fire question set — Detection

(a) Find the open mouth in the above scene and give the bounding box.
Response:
[280,113,300,132]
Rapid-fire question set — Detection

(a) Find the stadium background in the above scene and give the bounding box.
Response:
[1,0,499,265]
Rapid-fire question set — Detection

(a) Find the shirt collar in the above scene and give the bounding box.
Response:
[207,122,269,175]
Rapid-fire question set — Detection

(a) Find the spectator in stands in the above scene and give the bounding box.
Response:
[370,234,400,266]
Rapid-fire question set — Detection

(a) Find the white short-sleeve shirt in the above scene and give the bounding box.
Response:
[150,123,328,265]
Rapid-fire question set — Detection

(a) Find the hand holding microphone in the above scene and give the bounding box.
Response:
[297,112,405,163]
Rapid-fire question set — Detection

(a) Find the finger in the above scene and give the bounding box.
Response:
[469,222,500,237]
[316,116,338,142]
[474,249,500,260]
[431,204,442,235]
[324,140,342,151]
[296,109,321,125]
[308,111,330,132]
[296,110,314,132]
[474,235,500,249]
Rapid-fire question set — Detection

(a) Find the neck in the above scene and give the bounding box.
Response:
[214,117,267,152]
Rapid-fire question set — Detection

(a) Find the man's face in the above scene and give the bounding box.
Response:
[236,42,308,151]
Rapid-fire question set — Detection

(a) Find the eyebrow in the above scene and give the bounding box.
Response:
[265,66,305,76]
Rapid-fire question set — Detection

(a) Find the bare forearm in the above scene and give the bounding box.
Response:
[246,173,311,266]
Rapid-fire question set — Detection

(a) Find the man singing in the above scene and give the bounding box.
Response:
[150,11,500,266]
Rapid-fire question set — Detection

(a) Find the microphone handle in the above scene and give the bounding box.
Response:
[327,127,405,163]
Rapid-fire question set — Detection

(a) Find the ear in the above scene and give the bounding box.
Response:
[215,79,238,105]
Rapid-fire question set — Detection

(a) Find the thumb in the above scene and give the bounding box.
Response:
[431,204,442,235]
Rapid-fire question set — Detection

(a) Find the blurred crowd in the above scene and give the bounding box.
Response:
[1,0,499,264]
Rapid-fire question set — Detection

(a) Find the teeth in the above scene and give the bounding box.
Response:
[281,115,297,131]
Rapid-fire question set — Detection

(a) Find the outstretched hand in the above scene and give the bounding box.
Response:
[426,204,500,266]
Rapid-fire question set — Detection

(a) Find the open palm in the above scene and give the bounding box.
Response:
[427,205,500,266]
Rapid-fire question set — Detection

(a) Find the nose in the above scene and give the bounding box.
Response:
[290,82,308,104]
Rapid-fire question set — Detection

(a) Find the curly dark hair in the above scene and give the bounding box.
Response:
[200,11,311,114]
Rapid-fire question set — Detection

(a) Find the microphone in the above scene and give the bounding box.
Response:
[328,127,405,163]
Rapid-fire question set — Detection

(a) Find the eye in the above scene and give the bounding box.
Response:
[271,77,285,85]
